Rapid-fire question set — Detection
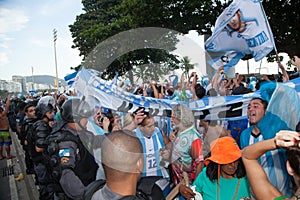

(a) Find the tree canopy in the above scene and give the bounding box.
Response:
[69,0,300,79]
[69,0,229,80]
[263,0,300,60]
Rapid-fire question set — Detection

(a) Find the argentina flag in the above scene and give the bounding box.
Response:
[72,68,300,125]
[207,51,245,72]
[205,0,275,71]
[257,82,300,140]
[64,71,78,87]
[64,68,100,88]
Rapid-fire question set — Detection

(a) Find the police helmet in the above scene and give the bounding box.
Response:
[35,103,54,119]
[61,98,93,123]
[38,96,56,108]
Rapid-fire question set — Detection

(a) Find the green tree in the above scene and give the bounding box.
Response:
[243,1,300,63]
[179,56,195,79]
[69,0,228,80]
[262,0,300,57]
[69,0,300,78]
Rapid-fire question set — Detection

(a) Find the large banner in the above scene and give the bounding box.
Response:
[205,0,275,71]
[69,68,300,124]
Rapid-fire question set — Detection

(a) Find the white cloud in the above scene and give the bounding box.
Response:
[31,38,49,48]
[39,0,79,17]
[0,8,28,70]
[0,1,83,80]
[0,8,29,34]
[0,33,12,48]
[0,52,10,65]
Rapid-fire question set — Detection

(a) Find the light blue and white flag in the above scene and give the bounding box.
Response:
[71,68,300,124]
[257,82,300,139]
[64,71,78,87]
[64,68,100,87]
[109,72,118,87]
[205,0,275,71]
[207,51,245,72]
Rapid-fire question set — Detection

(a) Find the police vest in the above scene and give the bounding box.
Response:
[20,118,37,146]
[45,129,98,186]
[28,120,51,163]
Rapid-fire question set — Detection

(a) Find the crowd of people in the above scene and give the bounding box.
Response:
[0,56,300,200]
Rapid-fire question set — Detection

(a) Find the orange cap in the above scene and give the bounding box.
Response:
[204,136,241,166]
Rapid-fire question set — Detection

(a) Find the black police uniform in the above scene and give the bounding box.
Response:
[47,122,98,200]
[28,103,55,200]
[44,98,99,200]
[31,119,55,200]
[20,116,37,174]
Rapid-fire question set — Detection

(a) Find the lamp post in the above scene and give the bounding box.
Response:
[53,28,58,89]
[31,66,34,90]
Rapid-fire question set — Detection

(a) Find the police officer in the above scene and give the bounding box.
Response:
[48,98,98,200]
[29,96,56,200]
[20,102,37,174]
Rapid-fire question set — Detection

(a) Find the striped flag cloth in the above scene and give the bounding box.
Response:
[64,71,78,87]
[205,0,275,72]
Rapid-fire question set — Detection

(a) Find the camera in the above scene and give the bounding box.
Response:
[159,160,170,168]
[133,107,150,116]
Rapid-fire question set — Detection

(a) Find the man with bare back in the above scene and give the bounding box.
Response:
[0,94,15,160]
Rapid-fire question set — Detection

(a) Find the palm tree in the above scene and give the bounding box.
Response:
[179,56,195,79]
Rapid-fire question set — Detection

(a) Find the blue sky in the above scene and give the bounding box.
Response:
[0,0,207,81]
[0,0,83,80]
[0,0,287,82]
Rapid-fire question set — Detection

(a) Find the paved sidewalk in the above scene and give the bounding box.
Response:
[0,131,39,200]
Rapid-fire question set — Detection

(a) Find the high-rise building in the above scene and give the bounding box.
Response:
[12,76,26,93]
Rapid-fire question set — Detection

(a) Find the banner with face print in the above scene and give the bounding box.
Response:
[205,0,275,71]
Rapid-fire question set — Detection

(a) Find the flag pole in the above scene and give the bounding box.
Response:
[259,0,281,74]
[259,1,279,63]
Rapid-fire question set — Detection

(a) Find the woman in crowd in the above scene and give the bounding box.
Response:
[180,136,250,200]
[170,104,204,185]
[242,129,300,200]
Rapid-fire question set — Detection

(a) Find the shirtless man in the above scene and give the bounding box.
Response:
[0,94,15,160]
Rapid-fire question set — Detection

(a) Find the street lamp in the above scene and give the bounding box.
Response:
[53,28,58,89]
[31,66,34,90]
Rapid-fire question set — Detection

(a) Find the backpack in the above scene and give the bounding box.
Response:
[27,120,51,162]
[44,130,80,181]
[137,176,165,200]
[26,120,39,158]
[83,179,149,200]
[20,118,37,146]
[45,128,98,186]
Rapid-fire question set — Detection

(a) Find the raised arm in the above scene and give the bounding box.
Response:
[149,81,159,99]
[211,66,223,91]
[291,55,300,72]
[242,130,300,199]
[3,94,11,116]
[278,63,289,82]
[180,72,185,90]
[190,72,198,100]
[159,82,165,99]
